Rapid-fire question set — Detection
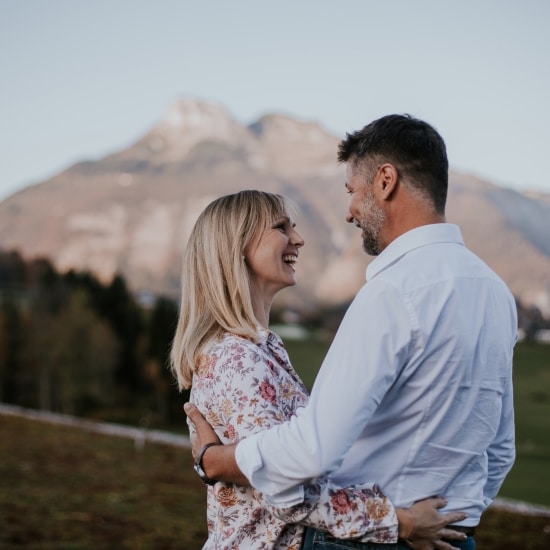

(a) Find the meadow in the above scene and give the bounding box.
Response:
[1,339,549,548]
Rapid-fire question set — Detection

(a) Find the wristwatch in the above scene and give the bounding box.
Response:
[194,442,219,485]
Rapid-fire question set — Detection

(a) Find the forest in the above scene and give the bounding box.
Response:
[0,250,185,429]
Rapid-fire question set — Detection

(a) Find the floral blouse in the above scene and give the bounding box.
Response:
[189,330,399,549]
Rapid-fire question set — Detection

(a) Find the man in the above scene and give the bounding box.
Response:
[185,114,517,550]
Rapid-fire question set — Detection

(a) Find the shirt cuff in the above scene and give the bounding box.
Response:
[236,436,305,507]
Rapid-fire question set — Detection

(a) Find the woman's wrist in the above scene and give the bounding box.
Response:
[396,508,414,539]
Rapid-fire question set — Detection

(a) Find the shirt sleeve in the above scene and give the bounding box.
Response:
[192,336,398,542]
[236,283,413,501]
[483,368,516,507]
[482,304,517,508]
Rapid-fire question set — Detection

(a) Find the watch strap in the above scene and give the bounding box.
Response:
[194,442,219,485]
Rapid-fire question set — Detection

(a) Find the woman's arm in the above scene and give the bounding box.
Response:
[273,478,398,541]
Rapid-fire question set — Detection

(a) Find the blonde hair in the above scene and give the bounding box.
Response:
[170,190,289,390]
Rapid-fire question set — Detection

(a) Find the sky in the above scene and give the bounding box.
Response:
[1,0,549,201]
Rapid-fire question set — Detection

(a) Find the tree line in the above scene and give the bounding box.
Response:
[0,250,187,428]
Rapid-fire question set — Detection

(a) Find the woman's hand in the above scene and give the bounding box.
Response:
[396,497,468,550]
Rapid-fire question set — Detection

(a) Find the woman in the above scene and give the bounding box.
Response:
[170,190,465,549]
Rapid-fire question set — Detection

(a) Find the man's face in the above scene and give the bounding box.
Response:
[345,163,386,256]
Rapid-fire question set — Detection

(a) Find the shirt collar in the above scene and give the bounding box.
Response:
[366,223,464,281]
[257,326,281,346]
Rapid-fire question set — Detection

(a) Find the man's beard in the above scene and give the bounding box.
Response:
[359,192,386,256]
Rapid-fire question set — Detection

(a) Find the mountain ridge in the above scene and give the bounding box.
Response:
[1,97,549,316]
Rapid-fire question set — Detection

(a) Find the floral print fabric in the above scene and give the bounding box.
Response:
[189,330,398,549]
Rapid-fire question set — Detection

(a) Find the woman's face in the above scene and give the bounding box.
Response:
[245,213,304,301]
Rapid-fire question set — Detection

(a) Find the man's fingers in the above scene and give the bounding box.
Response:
[183,402,221,446]
[184,402,205,427]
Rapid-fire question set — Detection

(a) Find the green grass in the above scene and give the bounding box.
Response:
[282,332,329,389]
[499,342,550,506]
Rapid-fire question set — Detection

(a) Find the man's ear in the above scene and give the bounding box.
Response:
[376,163,399,200]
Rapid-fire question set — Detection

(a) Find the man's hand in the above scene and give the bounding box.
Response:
[184,402,249,485]
[184,402,220,461]
[397,497,469,550]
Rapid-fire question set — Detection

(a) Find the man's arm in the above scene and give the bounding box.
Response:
[185,403,469,550]
[189,284,412,495]
[185,402,247,484]
[482,372,516,507]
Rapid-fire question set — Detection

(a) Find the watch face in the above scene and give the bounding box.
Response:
[194,461,216,485]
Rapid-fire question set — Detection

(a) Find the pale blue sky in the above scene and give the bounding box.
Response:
[1,0,549,201]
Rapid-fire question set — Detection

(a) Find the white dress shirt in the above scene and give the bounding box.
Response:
[236,223,517,526]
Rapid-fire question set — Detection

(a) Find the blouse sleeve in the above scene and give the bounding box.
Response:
[273,478,398,542]
[190,336,398,542]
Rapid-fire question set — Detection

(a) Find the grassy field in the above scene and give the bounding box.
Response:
[1,339,549,548]
[0,415,207,549]
[1,415,550,549]
[499,343,550,506]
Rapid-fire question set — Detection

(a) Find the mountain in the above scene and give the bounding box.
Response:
[1,97,549,316]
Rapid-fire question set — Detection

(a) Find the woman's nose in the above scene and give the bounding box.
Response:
[292,230,304,248]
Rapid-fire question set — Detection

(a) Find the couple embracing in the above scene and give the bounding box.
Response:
[171,114,516,550]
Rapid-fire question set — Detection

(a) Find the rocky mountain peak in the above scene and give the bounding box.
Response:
[159,97,239,135]
[119,97,259,165]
